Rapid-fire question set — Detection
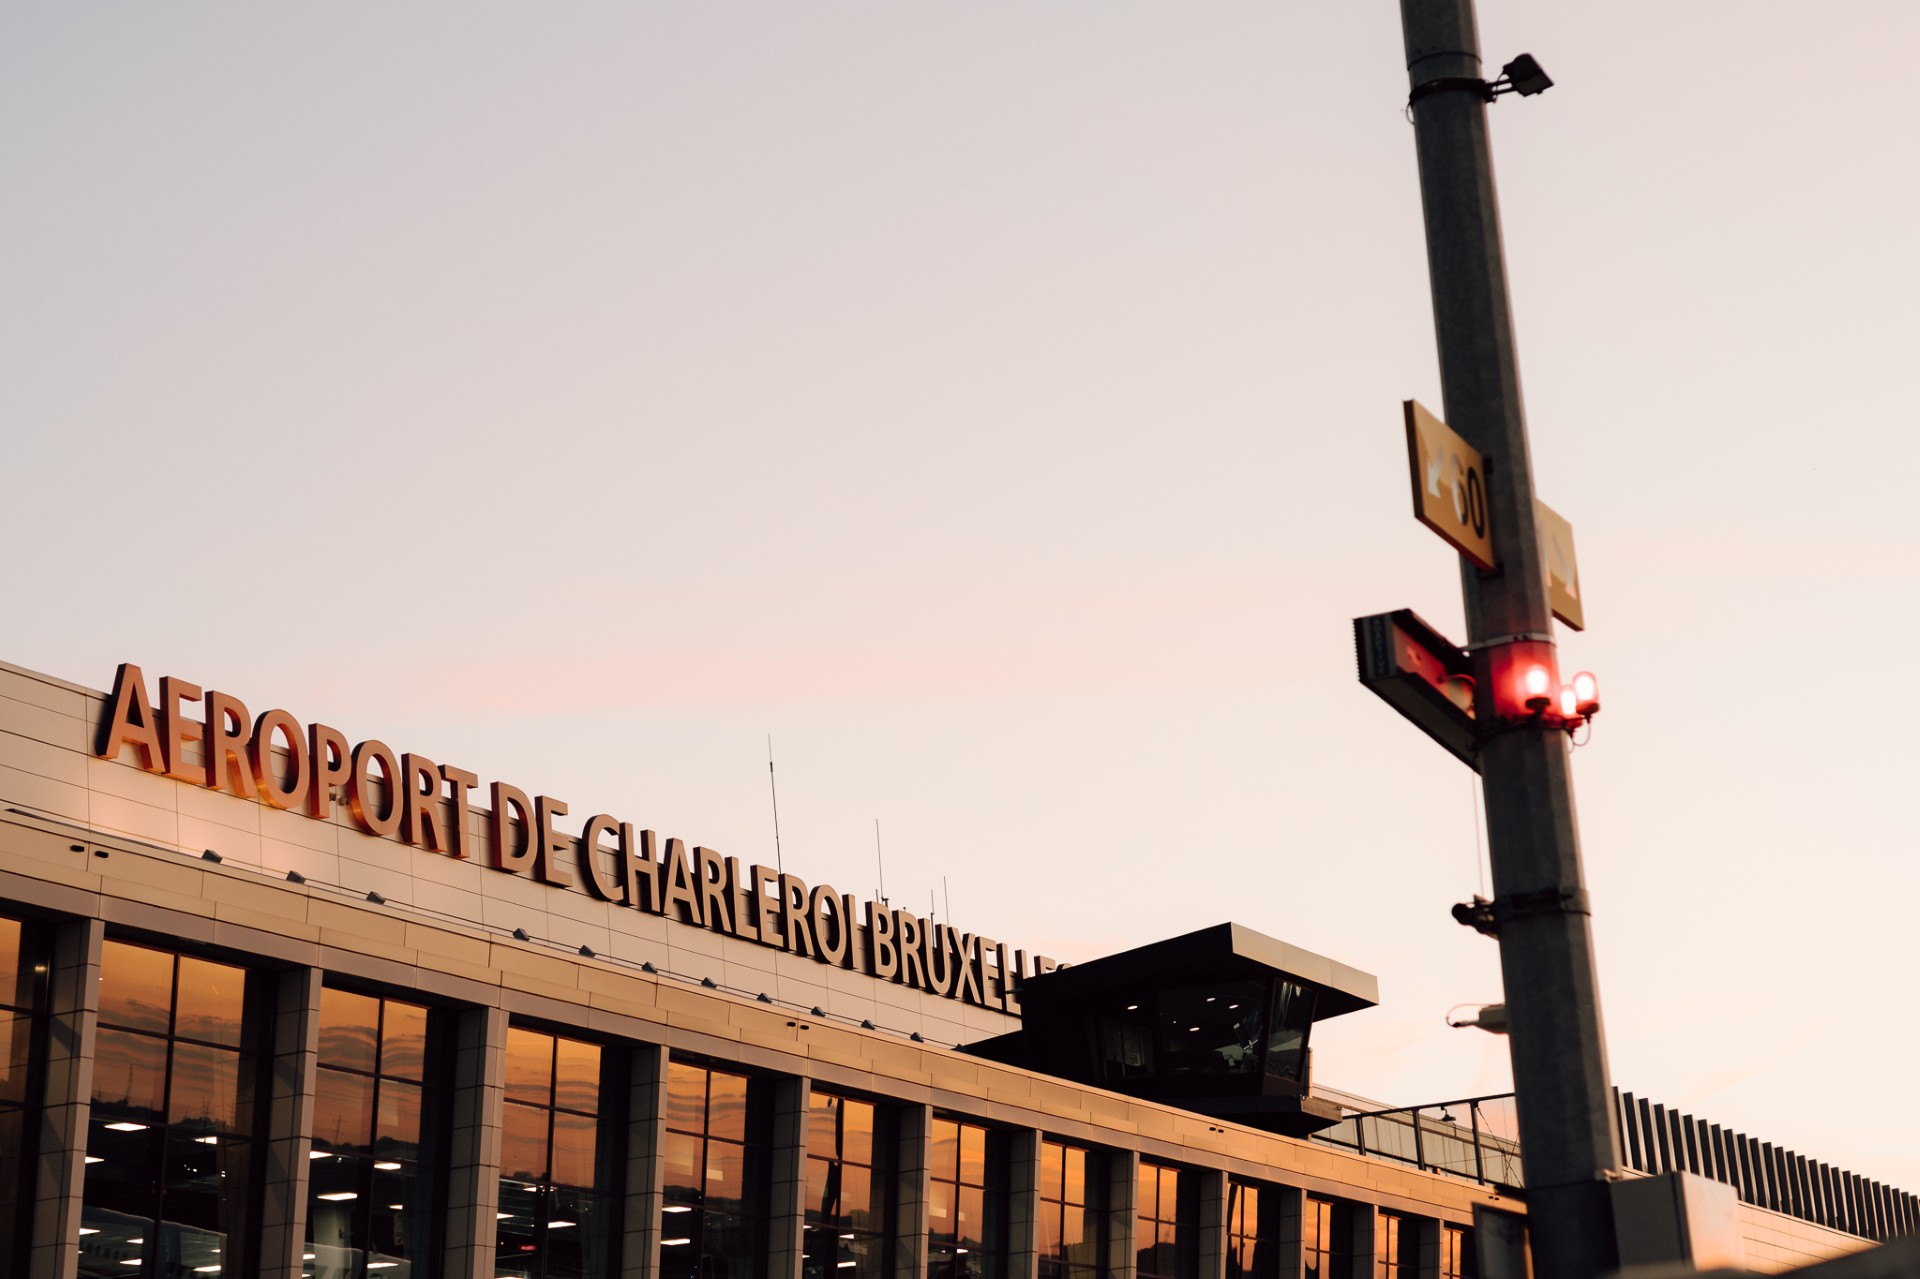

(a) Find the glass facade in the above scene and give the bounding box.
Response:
[81,941,264,1278]
[308,987,443,1279]
[497,1026,622,1279]
[927,1116,1007,1279]
[1224,1179,1277,1279]
[0,915,46,1272]
[1037,1141,1104,1279]
[804,1091,890,1279]
[662,1060,771,1279]
[0,920,1489,1274]
[1133,1162,1194,1279]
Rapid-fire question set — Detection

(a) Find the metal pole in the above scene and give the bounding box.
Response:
[1395,3,1622,1274]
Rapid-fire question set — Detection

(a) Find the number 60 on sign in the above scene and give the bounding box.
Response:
[1404,399,1495,571]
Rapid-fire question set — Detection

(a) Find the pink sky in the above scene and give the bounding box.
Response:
[2,2,1916,1189]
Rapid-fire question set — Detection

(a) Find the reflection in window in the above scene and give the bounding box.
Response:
[0,915,47,1273]
[804,1091,891,1279]
[308,988,443,1279]
[1264,983,1315,1091]
[495,1026,621,1279]
[1301,1196,1354,1279]
[1155,983,1268,1077]
[927,1117,1007,1279]
[661,1060,771,1279]
[1225,1179,1279,1279]
[1134,1162,1194,1279]
[1376,1212,1419,1278]
[1440,1225,1477,1279]
[81,941,262,1278]
[1037,1140,1106,1279]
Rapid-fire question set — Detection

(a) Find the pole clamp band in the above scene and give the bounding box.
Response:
[1497,888,1591,922]
[1466,631,1556,652]
[1407,76,1495,110]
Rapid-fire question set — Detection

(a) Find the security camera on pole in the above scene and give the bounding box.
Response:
[1357,2,1625,1275]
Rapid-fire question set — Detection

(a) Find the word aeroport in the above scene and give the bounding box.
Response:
[95,663,1054,1012]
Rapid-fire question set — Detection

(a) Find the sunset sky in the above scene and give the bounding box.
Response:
[3,4,1916,1187]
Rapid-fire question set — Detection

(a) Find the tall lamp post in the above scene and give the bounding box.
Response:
[1395,2,1623,1274]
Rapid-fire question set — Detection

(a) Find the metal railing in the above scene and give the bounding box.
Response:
[1313,1087,1920,1244]
[1312,1092,1524,1189]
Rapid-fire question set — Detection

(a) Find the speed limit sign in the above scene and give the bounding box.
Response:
[1404,399,1496,571]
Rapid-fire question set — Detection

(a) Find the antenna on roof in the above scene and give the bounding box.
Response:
[944,875,952,925]
[767,735,784,879]
[875,819,888,905]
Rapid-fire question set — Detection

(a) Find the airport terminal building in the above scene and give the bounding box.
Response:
[0,658,1907,1278]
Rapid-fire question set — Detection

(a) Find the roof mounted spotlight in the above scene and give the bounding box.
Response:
[511,927,531,942]
[756,993,772,1004]
[700,977,718,989]
[810,1007,826,1018]
[286,869,306,884]
[365,891,386,905]
[1448,1003,1510,1035]
[909,1032,926,1044]
[1492,53,1552,97]
[1451,896,1499,937]
[201,849,223,864]
[860,1019,876,1030]
[1408,51,1552,111]
[578,944,596,959]
[641,961,657,974]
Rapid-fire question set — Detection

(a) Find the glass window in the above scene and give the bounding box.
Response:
[1225,1179,1280,1279]
[0,916,47,1274]
[1301,1196,1355,1279]
[80,940,262,1279]
[661,1060,772,1279]
[1376,1213,1420,1278]
[1154,983,1268,1077]
[1440,1225,1477,1279]
[308,988,446,1279]
[804,1091,891,1279]
[1265,983,1315,1090]
[928,1117,1008,1279]
[494,1027,621,1279]
[1134,1162,1194,1279]
[1038,1140,1105,1279]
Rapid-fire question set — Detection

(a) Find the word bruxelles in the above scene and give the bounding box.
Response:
[95,663,1054,1011]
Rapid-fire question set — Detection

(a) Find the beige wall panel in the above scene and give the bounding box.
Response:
[258,835,342,884]
[773,973,828,1010]
[408,875,486,923]
[76,790,178,845]
[0,761,91,823]
[0,728,90,786]
[180,814,263,864]
[85,754,181,808]
[258,802,340,853]
[663,920,727,959]
[824,991,879,1025]
[479,892,555,940]
[175,780,265,835]
[0,664,92,718]
[0,693,88,751]
[663,946,725,985]
[306,896,412,945]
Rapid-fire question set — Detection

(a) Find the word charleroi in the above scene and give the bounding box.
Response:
[94,663,1055,1011]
